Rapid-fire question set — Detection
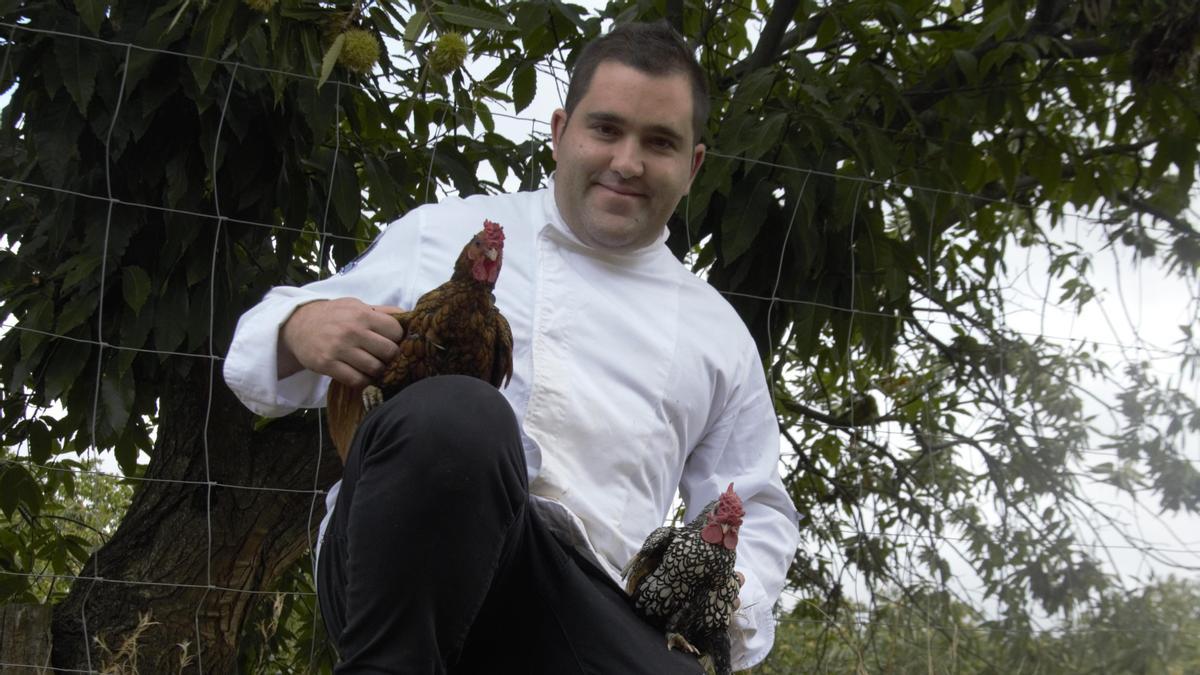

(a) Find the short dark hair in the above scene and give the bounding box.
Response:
[564,21,710,144]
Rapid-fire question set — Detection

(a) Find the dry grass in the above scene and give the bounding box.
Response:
[92,611,193,675]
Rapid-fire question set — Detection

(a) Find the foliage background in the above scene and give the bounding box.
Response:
[1,0,1198,671]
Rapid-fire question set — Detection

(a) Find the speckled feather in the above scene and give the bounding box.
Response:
[621,498,740,675]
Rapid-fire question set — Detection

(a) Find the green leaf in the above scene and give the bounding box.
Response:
[42,339,91,402]
[722,179,774,264]
[32,100,83,187]
[318,33,345,88]
[434,2,516,32]
[0,465,40,518]
[816,13,839,48]
[330,153,361,229]
[59,255,101,292]
[55,294,95,336]
[953,49,978,83]
[73,0,106,35]
[550,0,589,32]
[748,112,788,160]
[512,62,536,113]
[122,266,152,314]
[99,368,133,434]
[476,101,495,134]
[203,0,239,59]
[114,438,140,476]
[730,68,776,108]
[515,2,549,40]
[404,9,428,46]
[26,420,56,464]
[153,277,188,353]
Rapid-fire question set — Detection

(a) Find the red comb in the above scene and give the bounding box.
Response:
[483,219,504,245]
[716,483,745,524]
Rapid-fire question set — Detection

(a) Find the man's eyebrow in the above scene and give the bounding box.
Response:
[584,111,686,144]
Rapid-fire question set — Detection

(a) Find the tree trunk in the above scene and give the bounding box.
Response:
[1,604,52,674]
[49,363,340,673]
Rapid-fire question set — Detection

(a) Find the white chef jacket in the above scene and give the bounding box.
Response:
[223,181,801,669]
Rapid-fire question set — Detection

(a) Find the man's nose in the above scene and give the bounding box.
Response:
[610,139,644,179]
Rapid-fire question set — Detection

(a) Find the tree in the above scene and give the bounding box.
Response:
[1,0,1197,671]
[756,577,1200,673]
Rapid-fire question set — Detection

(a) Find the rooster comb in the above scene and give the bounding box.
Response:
[483,219,505,247]
[714,483,745,526]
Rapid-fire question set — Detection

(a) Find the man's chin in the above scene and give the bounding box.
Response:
[583,221,653,251]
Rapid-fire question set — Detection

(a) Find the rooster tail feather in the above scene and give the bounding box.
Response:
[693,632,732,675]
[326,379,365,464]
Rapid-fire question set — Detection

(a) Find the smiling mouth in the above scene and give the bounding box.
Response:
[595,183,646,199]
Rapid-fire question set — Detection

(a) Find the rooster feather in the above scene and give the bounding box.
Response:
[622,483,745,675]
[327,220,513,461]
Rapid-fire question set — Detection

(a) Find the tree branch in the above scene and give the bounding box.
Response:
[1117,190,1198,236]
[718,0,804,87]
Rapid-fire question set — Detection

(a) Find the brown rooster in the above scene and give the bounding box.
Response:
[326,219,513,462]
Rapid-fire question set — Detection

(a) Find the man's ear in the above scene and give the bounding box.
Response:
[550,109,569,161]
[686,143,706,190]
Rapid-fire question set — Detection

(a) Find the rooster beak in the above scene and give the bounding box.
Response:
[485,248,499,261]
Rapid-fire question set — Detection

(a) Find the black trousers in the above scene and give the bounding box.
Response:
[317,375,704,674]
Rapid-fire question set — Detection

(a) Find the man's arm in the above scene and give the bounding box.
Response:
[224,209,425,416]
[678,347,800,671]
[276,297,406,386]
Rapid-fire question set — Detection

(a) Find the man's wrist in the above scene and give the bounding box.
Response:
[276,300,323,379]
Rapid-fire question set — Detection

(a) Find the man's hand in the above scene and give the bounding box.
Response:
[277,297,407,386]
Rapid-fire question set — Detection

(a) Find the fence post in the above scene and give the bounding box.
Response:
[0,604,52,674]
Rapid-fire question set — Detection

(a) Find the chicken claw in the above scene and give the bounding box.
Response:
[362,385,384,412]
[666,632,700,655]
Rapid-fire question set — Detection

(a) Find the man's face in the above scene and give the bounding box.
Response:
[551,61,705,252]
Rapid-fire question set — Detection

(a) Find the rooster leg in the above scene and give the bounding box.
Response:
[362,385,384,412]
[666,632,700,655]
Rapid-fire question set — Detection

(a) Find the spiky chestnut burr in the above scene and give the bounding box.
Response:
[338,29,381,75]
[429,32,469,75]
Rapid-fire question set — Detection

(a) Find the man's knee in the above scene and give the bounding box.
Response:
[354,375,523,485]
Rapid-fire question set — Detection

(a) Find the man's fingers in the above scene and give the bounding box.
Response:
[326,362,372,389]
[356,330,402,364]
[279,297,409,382]
[342,348,388,380]
[365,306,407,342]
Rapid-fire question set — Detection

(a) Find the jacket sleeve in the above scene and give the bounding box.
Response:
[222,212,424,417]
[677,343,800,671]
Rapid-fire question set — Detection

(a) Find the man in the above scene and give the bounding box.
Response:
[224,21,799,674]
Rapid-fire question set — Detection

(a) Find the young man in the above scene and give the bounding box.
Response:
[225,21,799,674]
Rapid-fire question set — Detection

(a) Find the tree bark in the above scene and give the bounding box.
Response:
[49,364,340,673]
[1,604,52,674]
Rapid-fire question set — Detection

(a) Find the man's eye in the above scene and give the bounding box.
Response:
[594,124,618,136]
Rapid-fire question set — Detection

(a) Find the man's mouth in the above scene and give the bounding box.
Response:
[595,182,646,199]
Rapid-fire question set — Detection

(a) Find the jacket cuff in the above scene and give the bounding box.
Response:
[223,295,329,416]
[729,567,776,670]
